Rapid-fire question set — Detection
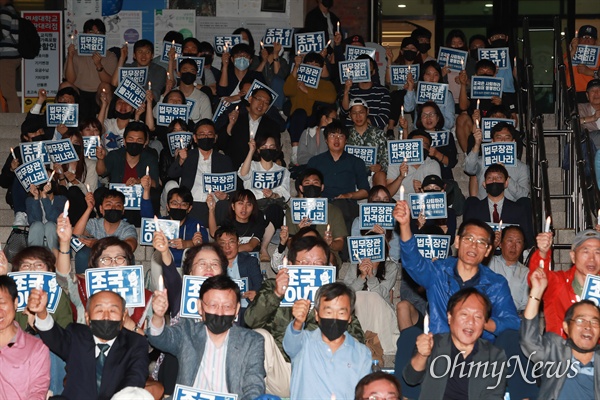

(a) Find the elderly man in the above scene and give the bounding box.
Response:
[566,25,599,103]
[528,229,600,337]
[284,282,372,399]
[30,289,149,400]
[354,371,402,400]
[404,287,508,398]
[579,79,600,147]
[0,275,50,400]
[521,267,600,398]
[148,275,265,400]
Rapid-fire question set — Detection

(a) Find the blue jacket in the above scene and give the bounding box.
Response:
[26,195,68,224]
[400,235,520,341]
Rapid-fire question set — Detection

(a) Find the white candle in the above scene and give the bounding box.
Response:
[197,223,200,233]
[180,138,184,149]
[207,186,212,194]
[423,313,430,334]
[498,220,503,231]
[63,200,69,218]
[167,72,170,80]
[154,215,161,233]
[70,34,74,45]
[461,58,464,70]
[326,224,330,232]
[146,166,149,176]
[48,170,56,181]
[475,119,480,129]
[539,260,544,270]
[326,39,331,48]
[476,99,480,109]
[401,105,404,118]
[148,81,152,91]
[10,147,15,159]
[171,40,175,46]
[157,275,164,291]
[235,105,239,111]
[336,21,340,33]
[260,40,264,49]
[283,256,288,268]
[297,50,300,56]
[545,216,551,232]
[354,251,361,263]
[86,183,91,193]
[399,186,405,201]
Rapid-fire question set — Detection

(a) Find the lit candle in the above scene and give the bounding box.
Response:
[63,200,69,218]
[460,58,464,70]
[48,170,56,182]
[354,251,361,263]
[475,119,479,129]
[158,275,164,291]
[235,105,239,111]
[224,44,228,53]
[476,99,480,110]
[399,186,405,201]
[326,39,331,48]
[180,137,184,149]
[197,223,200,232]
[10,147,15,159]
[171,39,175,46]
[86,183,91,193]
[421,201,426,215]
[207,186,212,194]
[146,166,149,176]
[167,72,170,80]
[545,216,551,232]
[401,105,404,118]
[498,220,503,231]
[148,81,152,91]
[326,224,330,232]
[539,260,544,270]
[260,40,264,49]
[283,256,288,268]
[423,313,429,334]
[337,21,340,33]
[297,50,300,56]
[154,215,161,233]
[403,157,407,177]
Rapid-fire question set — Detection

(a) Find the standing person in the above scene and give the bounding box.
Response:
[567,25,600,103]
[304,0,340,43]
[0,0,21,112]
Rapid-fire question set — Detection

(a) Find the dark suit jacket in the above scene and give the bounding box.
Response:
[37,322,149,400]
[463,196,534,248]
[304,6,340,42]
[237,252,263,292]
[215,106,281,170]
[168,148,236,192]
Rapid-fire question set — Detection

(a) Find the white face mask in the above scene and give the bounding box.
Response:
[241,39,250,45]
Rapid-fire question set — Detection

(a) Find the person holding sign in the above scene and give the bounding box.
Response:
[283,282,372,399]
[26,180,67,250]
[566,25,600,103]
[304,0,340,43]
[30,288,149,399]
[521,267,600,399]
[148,275,266,399]
[26,86,80,142]
[217,43,265,100]
[0,275,51,399]
[238,133,290,261]
[256,41,290,110]
[64,19,117,122]
[580,79,600,148]
[99,94,155,153]
[164,58,212,123]
[527,229,600,337]
[410,174,457,243]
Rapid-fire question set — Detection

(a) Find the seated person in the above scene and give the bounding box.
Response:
[217,43,265,101]
[296,105,337,167]
[163,58,212,123]
[99,94,155,153]
[284,51,337,163]
[463,163,534,248]
[148,275,266,399]
[26,180,67,250]
[403,288,508,398]
[198,41,222,96]
[256,41,290,110]
[409,174,457,243]
[64,18,116,121]
[580,79,600,149]
[26,86,80,141]
[521,267,600,399]
[284,282,372,399]
[245,236,365,398]
[355,371,402,400]
[565,25,599,104]
[464,122,530,201]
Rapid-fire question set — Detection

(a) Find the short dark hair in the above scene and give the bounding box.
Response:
[229,190,259,221]
[298,168,324,185]
[134,39,154,53]
[230,43,253,57]
[182,37,201,52]
[163,30,184,44]
[168,118,189,133]
[100,189,126,205]
[233,27,255,50]
[12,246,56,272]
[215,225,239,241]
[447,287,492,321]
[164,89,186,104]
[0,275,18,302]
[420,60,444,83]
[356,53,376,71]
[251,87,273,104]
[193,119,216,134]
[198,41,215,55]
[89,237,135,269]
[407,128,433,147]
[491,122,516,140]
[564,300,600,323]
[484,163,509,180]
[469,34,488,48]
[124,121,149,142]
[79,118,103,136]
[182,243,228,276]
[200,274,242,304]
[83,18,106,34]
[475,59,498,74]
[354,371,401,400]
[501,224,525,242]
[86,290,126,314]
[56,87,80,104]
[457,219,495,246]
[315,282,356,314]
[303,51,325,67]
[445,29,468,50]
[368,185,393,202]
[178,58,198,72]
[167,186,193,204]
[324,119,349,139]
[487,105,511,118]
[288,236,330,267]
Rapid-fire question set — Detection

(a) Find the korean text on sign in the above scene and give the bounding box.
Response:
[572,45,600,67]
[345,145,377,166]
[46,103,79,127]
[437,47,468,72]
[109,183,142,210]
[15,158,48,192]
[8,272,62,313]
[338,59,372,83]
[158,104,190,127]
[161,41,182,63]
[481,142,517,167]
[297,64,322,89]
[294,31,325,54]
[167,132,194,156]
[45,139,80,165]
[345,45,376,61]
[77,33,106,56]
[416,81,448,105]
[429,131,450,148]
[85,266,145,307]
[251,170,285,190]
[244,79,279,109]
[290,198,328,225]
[177,57,205,78]
[478,47,509,69]
[118,66,148,86]
[481,118,514,142]
[388,139,423,165]
[359,203,395,230]
[115,77,146,109]
[414,234,451,260]
[470,76,504,99]
[582,274,600,306]
[263,28,293,48]
[202,172,237,193]
[140,217,180,246]
[83,136,100,159]
[347,235,386,263]
[20,141,50,165]
[179,276,247,319]
[214,35,242,55]
[389,65,420,86]
[408,192,448,219]
[279,266,335,307]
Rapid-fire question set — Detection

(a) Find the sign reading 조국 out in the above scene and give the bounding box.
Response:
[85,265,145,308]
[278,266,335,307]
[8,272,62,313]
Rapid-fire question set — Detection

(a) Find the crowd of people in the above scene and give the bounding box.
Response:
[1,0,600,398]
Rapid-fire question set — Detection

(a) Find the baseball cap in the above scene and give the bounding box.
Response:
[578,25,598,39]
[422,174,445,190]
[587,79,600,91]
[571,229,600,251]
[349,98,368,109]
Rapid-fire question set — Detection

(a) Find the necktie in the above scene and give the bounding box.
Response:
[493,204,500,223]
[96,343,109,390]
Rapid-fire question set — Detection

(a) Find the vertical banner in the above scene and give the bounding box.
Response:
[21,11,63,113]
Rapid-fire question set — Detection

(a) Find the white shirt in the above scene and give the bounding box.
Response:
[487,197,505,221]
[238,160,291,201]
[191,150,213,202]
[193,327,230,393]
[248,115,262,138]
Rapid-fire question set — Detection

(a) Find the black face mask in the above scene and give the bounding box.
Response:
[403,50,417,62]
[490,39,506,48]
[470,49,480,60]
[31,135,45,142]
[180,72,196,85]
[423,189,439,193]
[318,318,348,341]
[104,209,123,223]
[197,137,214,151]
[114,110,132,120]
[321,0,333,8]
[73,144,82,154]
[418,43,431,54]
[485,182,505,197]
[89,319,121,341]
[169,208,187,221]
[259,149,279,162]
[203,312,235,334]
[125,143,144,157]
[302,185,322,198]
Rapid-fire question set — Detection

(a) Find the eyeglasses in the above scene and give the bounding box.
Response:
[460,235,489,249]
[201,300,236,313]
[252,96,271,104]
[196,133,215,139]
[363,396,400,400]
[295,258,328,265]
[328,133,346,140]
[169,201,190,208]
[99,256,128,266]
[193,261,222,271]
[422,112,438,119]
[20,262,47,271]
[571,318,600,328]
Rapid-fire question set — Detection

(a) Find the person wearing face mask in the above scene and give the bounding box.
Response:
[463,164,533,249]
[148,274,266,399]
[411,27,435,63]
[30,288,149,399]
[217,43,266,101]
[163,58,212,123]
[284,282,372,399]
[168,119,237,227]
[304,0,340,43]
[245,236,365,398]
[442,29,472,108]
[25,178,67,250]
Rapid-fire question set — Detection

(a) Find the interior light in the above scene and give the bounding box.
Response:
[398,4,407,7]
[485,3,493,7]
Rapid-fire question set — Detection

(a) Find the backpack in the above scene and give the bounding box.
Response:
[13,17,41,59]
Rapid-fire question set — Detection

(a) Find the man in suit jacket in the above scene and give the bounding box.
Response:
[216,87,282,170]
[30,289,149,400]
[168,118,236,225]
[148,275,266,400]
[463,163,534,248]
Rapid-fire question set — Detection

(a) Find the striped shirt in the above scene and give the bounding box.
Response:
[193,326,230,393]
[0,5,19,58]
[340,84,391,129]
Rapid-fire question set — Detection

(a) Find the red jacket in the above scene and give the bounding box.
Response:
[528,249,578,337]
